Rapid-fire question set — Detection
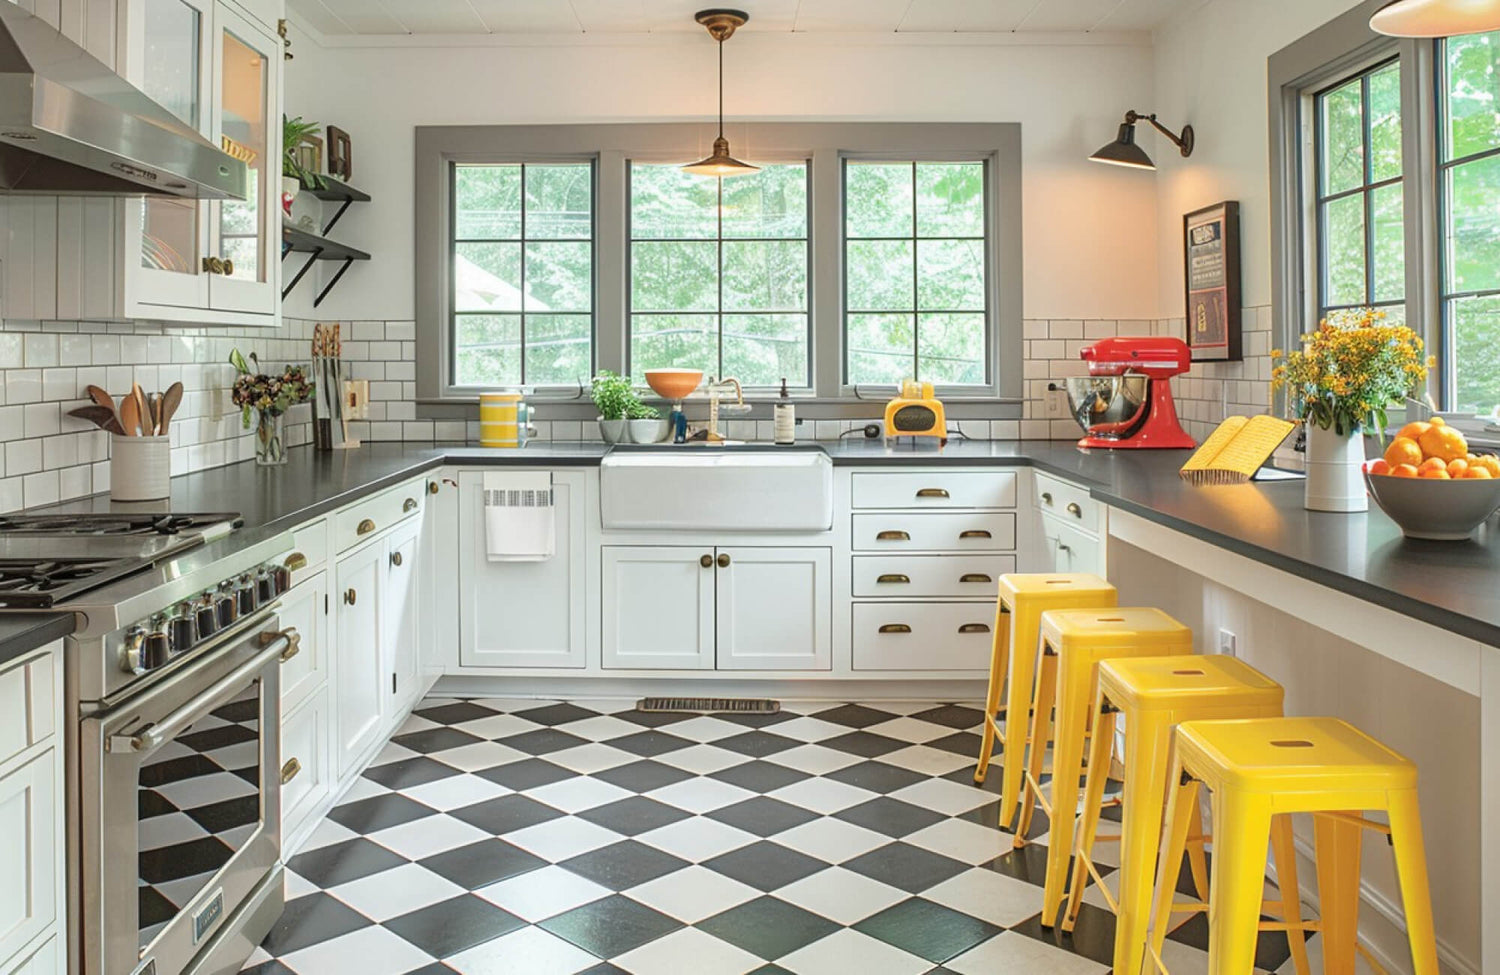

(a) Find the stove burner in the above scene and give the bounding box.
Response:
[0,513,241,537]
[0,556,146,608]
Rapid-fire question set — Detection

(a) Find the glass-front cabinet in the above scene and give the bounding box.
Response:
[117,0,281,323]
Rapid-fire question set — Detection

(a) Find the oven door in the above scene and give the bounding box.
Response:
[80,609,297,975]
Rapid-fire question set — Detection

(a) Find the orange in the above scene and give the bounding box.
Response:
[1418,456,1447,473]
[1481,456,1500,477]
[1464,466,1493,479]
[1397,420,1432,441]
[1391,463,1419,478]
[1384,437,1423,468]
[1418,424,1468,463]
[1367,459,1391,475]
[1431,416,1446,426]
[1418,468,1452,479]
[1448,458,1470,477]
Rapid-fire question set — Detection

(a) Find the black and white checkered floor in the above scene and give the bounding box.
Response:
[242,697,1328,975]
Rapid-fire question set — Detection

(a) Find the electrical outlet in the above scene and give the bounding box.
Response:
[1044,384,1068,419]
[1217,628,1237,657]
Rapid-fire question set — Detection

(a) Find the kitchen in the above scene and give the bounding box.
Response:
[0,0,1494,973]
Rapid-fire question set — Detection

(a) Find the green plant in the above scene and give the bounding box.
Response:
[591,371,638,421]
[229,349,315,427]
[626,400,660,420]
[282,115,326,189]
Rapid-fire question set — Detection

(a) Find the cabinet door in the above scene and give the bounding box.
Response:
[277,569,328,712]
[716,548,832,671]
[119,0,214,309]
[279,685,329,856]
[0,752,57,967]
[602,547,714,670]
[208,1,278,314]
[384,520,421,709]
[334,543,383,776]
[458,471,586,669]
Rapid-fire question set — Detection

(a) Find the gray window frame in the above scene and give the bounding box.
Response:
[415,122,1023,411]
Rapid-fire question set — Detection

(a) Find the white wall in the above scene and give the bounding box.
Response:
[283,29,1161,324]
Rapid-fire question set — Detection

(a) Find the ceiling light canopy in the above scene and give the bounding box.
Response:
[1371,0,1500,36]
[683,9,759,178]
[1089,110,1194,171]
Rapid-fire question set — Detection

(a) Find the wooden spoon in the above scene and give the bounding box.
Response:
[131,383,149,436]
[119,394,140,436]
[84,385,122,430]
[158,382,183,433]
[67,405,125,436]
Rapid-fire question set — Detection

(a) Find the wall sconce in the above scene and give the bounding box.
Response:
[278,19,293,60]
[1370,0,1500,36]
[1089,110,1194,171]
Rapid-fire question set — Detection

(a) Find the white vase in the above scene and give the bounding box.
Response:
[597,418,627,444]
[1304,423,1367,512]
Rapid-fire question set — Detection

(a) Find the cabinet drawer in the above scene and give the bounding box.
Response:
[852,512,1015,552]
[1041,513,1104,577]
[4,934,58,975]
[279,570,327,712]
[284,518,328,586]
[334,479,425,553]
[852,603,995,671]
[0,650,56,769]
[0,751,57,966]
[851,471,1016,510]
[1034,472,1100,531]
[280,687,330,852]
[852,555,1014,598]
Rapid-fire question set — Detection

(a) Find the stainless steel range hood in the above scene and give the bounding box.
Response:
[0,3,247,198]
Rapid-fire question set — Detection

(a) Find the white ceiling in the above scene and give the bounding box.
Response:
[287,0,1195,37]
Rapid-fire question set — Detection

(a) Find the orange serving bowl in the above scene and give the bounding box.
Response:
[644,368,704,401]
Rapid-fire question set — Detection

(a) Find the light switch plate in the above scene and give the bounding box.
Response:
[1217,628,1237,656]
[1044,386,1068,419]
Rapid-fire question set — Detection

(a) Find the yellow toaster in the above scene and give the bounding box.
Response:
[884,380,947,442]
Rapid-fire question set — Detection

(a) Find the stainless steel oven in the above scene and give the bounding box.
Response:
[78,606,296,975]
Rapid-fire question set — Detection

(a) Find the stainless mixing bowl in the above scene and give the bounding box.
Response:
[1065,375,1150,441]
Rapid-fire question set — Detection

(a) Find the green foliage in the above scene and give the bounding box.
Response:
[590,371,638,420]
[282,116,326,190]
[626,400,660,420]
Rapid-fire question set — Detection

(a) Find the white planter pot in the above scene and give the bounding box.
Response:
[1304,423,1367,512]
[597,418,627,444]
[627,419,669,444]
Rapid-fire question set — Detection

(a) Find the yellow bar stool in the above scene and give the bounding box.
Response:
[972,573,1117,836]
[1063,654,1304,975]
[1013,607,1195,929]
[1148,717,1440,975]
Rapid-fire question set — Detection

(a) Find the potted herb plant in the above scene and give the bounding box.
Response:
[282,115,325,217]
[626,400,666,444]
[591,371,636,444]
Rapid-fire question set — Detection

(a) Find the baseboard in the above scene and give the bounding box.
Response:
[430,674,988,702]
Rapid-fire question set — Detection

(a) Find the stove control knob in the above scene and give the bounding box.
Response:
[215,590,238,629]
[255,569,276,605]
[120,628,147,675]
[143,631,170,670]
[271,564,292,595]
[168,613,196,653]
[195,594,219,639]
[235,576,258,615]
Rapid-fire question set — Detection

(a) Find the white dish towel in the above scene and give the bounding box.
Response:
[483,471,555,562]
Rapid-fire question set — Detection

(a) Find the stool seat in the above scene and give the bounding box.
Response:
[1040,606,1194,650]
[1177,716,1418,796]
[1099,654,1283,711]
[998,572,1112,597]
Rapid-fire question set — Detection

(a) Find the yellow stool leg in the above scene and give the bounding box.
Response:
[1206,789,1274,975]
[998,605,1042,831]
[1062,695,1116,932]
[1041,649,1095,926]
[1186,800,1211,904]
[1014,647,1058,845]
[1148,761,1199,968]
[1314,811,1364,975]
[1269,813,1311,975]
[974,602,1010,785]
[1387,788,1441,975]
[1108,708,1174,975]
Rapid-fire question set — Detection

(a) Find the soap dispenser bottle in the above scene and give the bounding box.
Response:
[774,378,795,444]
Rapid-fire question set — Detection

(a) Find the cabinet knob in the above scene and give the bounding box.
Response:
[201,256,224,274]
[700,554,713,568]
[1067,502,1083,517]
[876,573,910,584]
[280,757,301,785]
[391,551,403,567]
[343,588,357,605]
[1041,492,1054,505]
[403,497,418,513]
[959,623,991,634]
[875,530,910,542]
[429,481,440,495]
[222,258,235,276]
[916,488,950,499]
[357,518,376,535]
[960,573,992,584]
[878,623,912,634]
[717,553,731,568]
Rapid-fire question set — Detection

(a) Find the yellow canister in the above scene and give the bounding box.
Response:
[479,392,522,447]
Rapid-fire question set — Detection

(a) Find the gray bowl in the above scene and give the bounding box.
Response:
[1364,469,1500,540]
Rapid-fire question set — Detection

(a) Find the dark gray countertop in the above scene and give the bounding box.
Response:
[9,436,1500,661]
[0,613,75,667]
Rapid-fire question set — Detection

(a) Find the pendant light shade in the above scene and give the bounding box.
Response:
[684,9,758,178]
[1371,0,1500,36]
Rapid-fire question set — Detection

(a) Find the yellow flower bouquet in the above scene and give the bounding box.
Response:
[1271,308,1433,439]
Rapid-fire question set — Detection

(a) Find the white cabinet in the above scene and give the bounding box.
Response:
[1032,471,1105,574]
[602,547,715,671]
[603,546,832,672]
[716,547,831,671]
[334,541,384,776]
[278,567,328,710]
[458,470,587,669]
[0,642,62,975]
[384,519,421,709]
[277,561,331,852]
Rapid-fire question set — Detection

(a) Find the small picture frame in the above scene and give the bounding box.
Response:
[1183,200,1242,362]
[294,134,322,178]
[327,125,352,181]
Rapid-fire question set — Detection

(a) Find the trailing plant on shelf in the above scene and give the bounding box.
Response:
[282,115,327,190]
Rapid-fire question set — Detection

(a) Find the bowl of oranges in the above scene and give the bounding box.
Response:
[1364,418,1500,539]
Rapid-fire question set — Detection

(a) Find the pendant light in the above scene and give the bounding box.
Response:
[683,9,759,178]
[1371,0,1500,36]
[1089,110,1194,171]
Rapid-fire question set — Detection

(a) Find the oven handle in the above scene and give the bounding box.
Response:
[109,628,299,754]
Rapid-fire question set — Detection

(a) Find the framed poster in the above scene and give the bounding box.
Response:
[1183,200,1242,362]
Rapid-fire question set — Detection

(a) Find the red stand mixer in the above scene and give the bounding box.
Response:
[1065,336,1196,449]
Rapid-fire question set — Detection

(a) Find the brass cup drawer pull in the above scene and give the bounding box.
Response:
[280,757,301,785]
[717,553,731,568]
[700,554,714,568]
[916,488,950,498]
[1040,491,1054,505]
[391,551,404,567]
[403,497,419,513]
[343,588,357,605]
[876,573,910,584]
[1067,502,1083,517]
[960,573,992,583]
[284,552,308,571]
[959,623,991,634]
[959,530,992,539]
[878,623,913,634]
[875,530,911,542]
[357,518,376,536]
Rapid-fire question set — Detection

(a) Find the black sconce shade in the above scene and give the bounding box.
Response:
[1090,111,1194,171]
